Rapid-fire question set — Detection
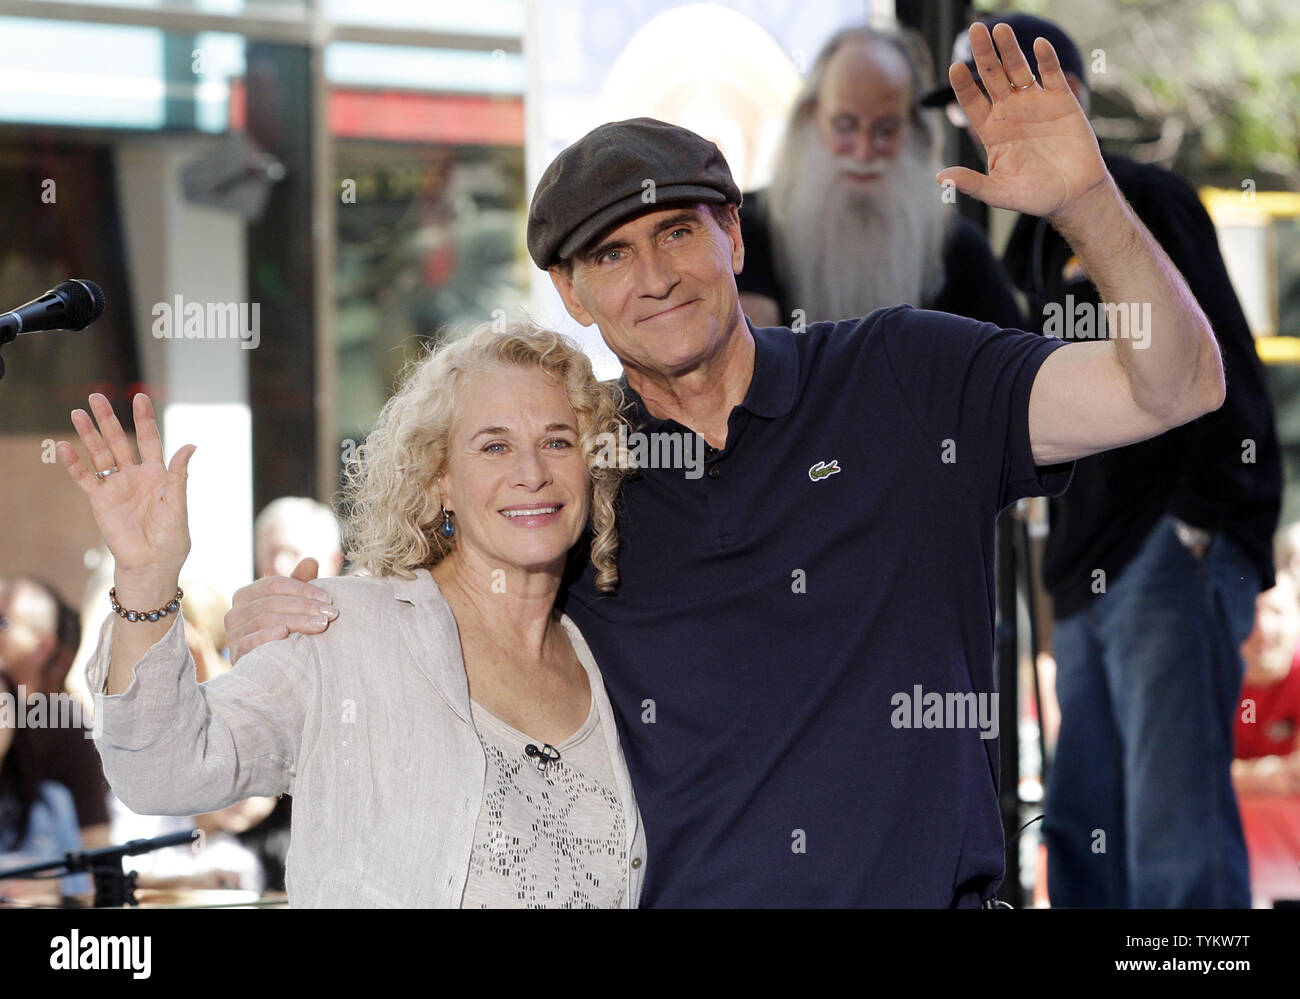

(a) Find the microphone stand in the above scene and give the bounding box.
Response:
[0,829,200,907]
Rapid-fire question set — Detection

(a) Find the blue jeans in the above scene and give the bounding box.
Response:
[1043,515,1257,907]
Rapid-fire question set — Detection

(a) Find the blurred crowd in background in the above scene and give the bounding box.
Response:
[0,496,345,901]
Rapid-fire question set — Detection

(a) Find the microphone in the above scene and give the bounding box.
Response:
[0,279,106,346]
[525,742,561,774]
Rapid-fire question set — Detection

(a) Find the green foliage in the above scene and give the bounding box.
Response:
[973,0,1300,187]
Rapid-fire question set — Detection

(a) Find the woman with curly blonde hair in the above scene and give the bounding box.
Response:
[60,321,646,908]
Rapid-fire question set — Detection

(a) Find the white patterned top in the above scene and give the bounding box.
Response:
[460,697,628,908]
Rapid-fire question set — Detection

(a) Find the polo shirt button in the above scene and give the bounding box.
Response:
[707,465,721,479]
[631,857,642,869]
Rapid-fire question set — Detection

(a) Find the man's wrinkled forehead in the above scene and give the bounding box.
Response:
[569,205,733,273]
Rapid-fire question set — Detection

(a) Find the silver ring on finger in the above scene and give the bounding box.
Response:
[93,466,120,482]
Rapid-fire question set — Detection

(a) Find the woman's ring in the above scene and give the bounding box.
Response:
[94,466,120,482]
[1011,81,1035,91]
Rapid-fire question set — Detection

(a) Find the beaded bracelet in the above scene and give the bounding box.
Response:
[109,586,183,623]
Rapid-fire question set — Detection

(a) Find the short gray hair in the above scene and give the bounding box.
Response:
[254,497,342,565]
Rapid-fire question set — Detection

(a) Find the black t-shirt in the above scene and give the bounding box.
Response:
[561,309,1074,906]
[736,188,1024,329]
[1003,153,1281,617]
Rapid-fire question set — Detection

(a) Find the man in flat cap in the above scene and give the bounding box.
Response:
[229,23,1231,907]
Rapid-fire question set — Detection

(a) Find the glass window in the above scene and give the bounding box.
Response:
[324,42,524,95]
[0,17,165,130]
[0,18,244,133]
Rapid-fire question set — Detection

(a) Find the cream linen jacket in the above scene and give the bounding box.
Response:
[87,569,646,908]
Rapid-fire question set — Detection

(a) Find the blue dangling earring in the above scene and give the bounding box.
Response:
[440,507,455,539]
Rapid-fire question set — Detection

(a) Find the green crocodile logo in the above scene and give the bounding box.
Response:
[808,460,841,481]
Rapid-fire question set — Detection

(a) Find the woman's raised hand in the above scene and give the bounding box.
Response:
[58,393,196,593]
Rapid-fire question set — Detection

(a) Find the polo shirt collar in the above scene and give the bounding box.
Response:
[617,319,800,428]
[741,320,799,419]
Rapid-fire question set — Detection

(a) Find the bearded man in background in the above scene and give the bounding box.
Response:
[738,24,1022,330]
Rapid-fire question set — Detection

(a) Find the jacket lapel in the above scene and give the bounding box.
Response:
[387,569,473,726]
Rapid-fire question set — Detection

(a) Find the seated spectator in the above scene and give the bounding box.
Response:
[0,575,111,848]
[1234,573,1300,792]
[1233,572,1300,905]
[0,671,90,897]
[0,574,78,692]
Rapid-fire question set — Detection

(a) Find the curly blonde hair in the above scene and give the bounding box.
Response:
[341,321,630,592]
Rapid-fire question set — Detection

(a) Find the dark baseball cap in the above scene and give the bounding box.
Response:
[919,13,1086,108]
[526,117,742,270]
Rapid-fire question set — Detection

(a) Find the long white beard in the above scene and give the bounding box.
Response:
[765,119,948,325]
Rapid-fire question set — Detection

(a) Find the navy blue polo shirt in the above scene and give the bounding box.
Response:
[560,306,1075,907]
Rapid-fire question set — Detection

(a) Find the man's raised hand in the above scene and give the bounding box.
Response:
[224,557,336,665]
[936,22,1108,220]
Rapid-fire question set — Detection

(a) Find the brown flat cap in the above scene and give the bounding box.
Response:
[527,117,742,269]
